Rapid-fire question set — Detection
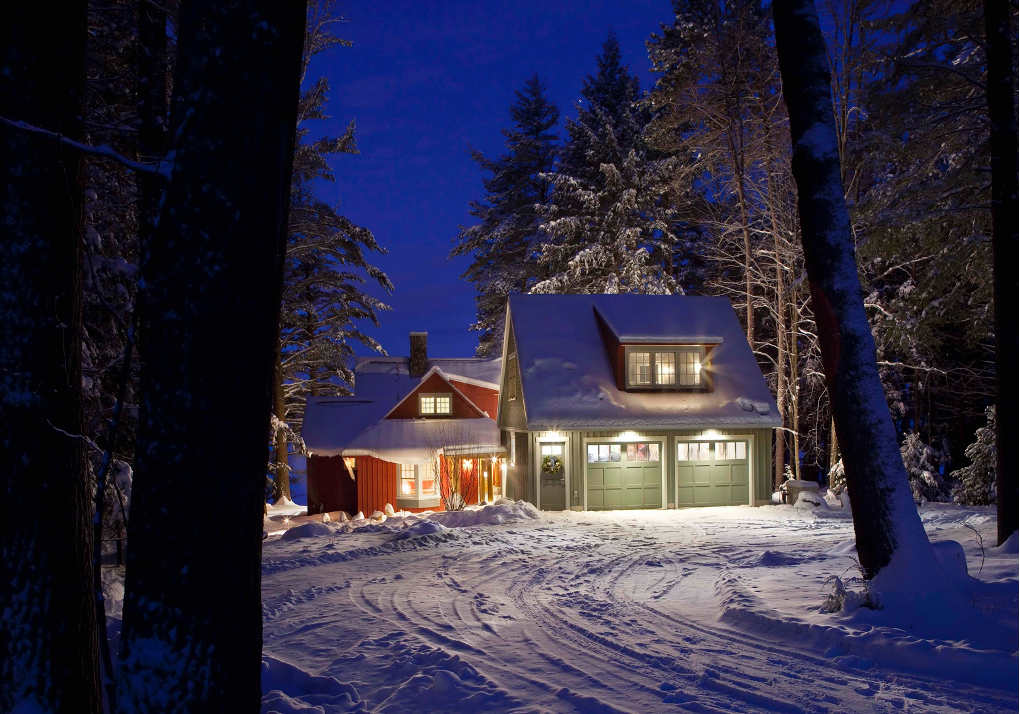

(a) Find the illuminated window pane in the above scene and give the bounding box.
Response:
[649,443,659,461]
[628,351,651,386]
[698,442,709,461]
[655,352,676,386]
[609,444,621,462]
[627,444,637,461]
[678,443,689,461]
[736,442,746,460]
[435,396,451,414]
[678,350,701,386]
[598,444,609,462]
[636,443,649,461]
[420,395,435,414]
[400,464,416,496]
[587,445,598,463]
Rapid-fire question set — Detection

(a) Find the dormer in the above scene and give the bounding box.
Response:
[593,305,718,393]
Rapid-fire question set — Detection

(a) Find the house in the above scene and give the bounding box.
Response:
[497,294,781,510]
[303,294,780,516]
[302,333,505,516]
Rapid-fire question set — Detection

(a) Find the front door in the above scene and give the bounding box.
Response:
[539,442,566,511]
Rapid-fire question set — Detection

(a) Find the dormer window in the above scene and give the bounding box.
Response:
[419,393,452,416]
[626,346,704,389]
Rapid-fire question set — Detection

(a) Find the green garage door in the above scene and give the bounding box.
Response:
[586,442,662,510]
[677,440,749,506]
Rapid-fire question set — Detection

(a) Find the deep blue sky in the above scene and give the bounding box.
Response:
[309,0,676,360]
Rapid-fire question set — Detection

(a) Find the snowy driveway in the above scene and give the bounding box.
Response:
[261,506,1017,713]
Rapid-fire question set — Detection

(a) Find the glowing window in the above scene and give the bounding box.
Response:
[419,393,452,416]
[628,352,651,386]
[400,464,416,496]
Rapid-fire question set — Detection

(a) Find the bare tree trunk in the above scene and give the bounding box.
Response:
[0,2,101,711]
[984,0,1018,546]
[789,297,802,480]
[829,416,839,472]
[117,0,307,709]
[774,0,936,579]
[273,352,291,501]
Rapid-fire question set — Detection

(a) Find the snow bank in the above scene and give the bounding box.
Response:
[392,519,448,540]
[279,522,334,541]
[261,655,363,713]
[428,499,540,528]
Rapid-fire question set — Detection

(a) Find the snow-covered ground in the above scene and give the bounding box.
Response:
[258,500,1018,713]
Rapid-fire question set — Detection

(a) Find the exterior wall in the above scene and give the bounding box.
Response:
[355,455,397,515]
[451,379,499,418]
[496,320,528,432]
[519,427,774,510]
[501,428,532,503]
[306,455,358,516]
[386,372,484,420]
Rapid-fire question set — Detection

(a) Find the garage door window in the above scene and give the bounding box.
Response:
[678,442,710,461]
[626,443,659,461]
[587,444,622,462]
[715,441,747,460]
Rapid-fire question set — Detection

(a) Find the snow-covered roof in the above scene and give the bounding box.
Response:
[302,357,502,456]
[507,294,780,430]
[341,417,504,465]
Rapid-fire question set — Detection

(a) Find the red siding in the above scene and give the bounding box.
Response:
[386,373,484,419]
[450,380,499,417]
[307,455,358,516]
[355,456,397,515]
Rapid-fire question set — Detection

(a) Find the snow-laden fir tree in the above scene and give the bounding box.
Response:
[271,0,393,501]
[952,406,996,505]
[534,32,679,295]
[451,72,560,357]
[900,431,953,503]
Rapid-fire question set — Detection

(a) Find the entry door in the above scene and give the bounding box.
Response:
[539,442,566,511]
[676,439,749,506]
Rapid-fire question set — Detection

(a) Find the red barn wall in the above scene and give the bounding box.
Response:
[386,373,485,419]
[306,455,358,516]
[450,380,499,417]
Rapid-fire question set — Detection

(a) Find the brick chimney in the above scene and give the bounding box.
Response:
[409,332,428,377]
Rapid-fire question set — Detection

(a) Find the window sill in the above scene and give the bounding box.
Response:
[396,497,441,510]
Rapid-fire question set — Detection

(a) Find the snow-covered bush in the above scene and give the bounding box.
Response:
[951,406,996,506]
[827,458,845,495]
[901,432,952,503]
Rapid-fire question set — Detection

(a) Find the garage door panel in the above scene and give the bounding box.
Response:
[586,442,662,510]
[677,440,750,507]
[731,464,748,485]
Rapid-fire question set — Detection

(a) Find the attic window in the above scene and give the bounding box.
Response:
[419,393,452,416]
[626,346,704,389]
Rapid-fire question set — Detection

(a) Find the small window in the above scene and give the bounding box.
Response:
[714,441,747,461]
[400,464,416,496]
[419,393,452,416]
[507,354,518,401]
[628,351,652,386]
[678,442,710,461]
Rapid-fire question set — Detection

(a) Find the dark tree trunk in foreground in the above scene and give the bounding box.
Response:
[984,0,1018,546]
[773,0,935,579]
[0,2,101,712]
[117,0,307,709]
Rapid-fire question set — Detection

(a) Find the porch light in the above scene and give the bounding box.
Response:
[462,459,473,470]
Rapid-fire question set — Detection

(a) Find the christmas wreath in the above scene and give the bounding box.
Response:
[541,454,563,474]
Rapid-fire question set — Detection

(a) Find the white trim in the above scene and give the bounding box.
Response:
[581,434,668,511]
[495,303,512,426]
[534,433,570,512]
[673,433,755,507]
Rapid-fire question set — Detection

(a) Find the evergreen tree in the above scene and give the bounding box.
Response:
[452,72,560,356]
[535,32,679,295]
[952,406,997,506]
[271,0,393,501]
[901,432,953,503]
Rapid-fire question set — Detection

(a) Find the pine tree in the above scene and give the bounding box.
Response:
[535,32,679,295]
[452,72,560,356]
[0,2,102,710]
[271,0,393,501]
[901,432,953,503]
[117,0,307,706]
[952,406,997,506]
